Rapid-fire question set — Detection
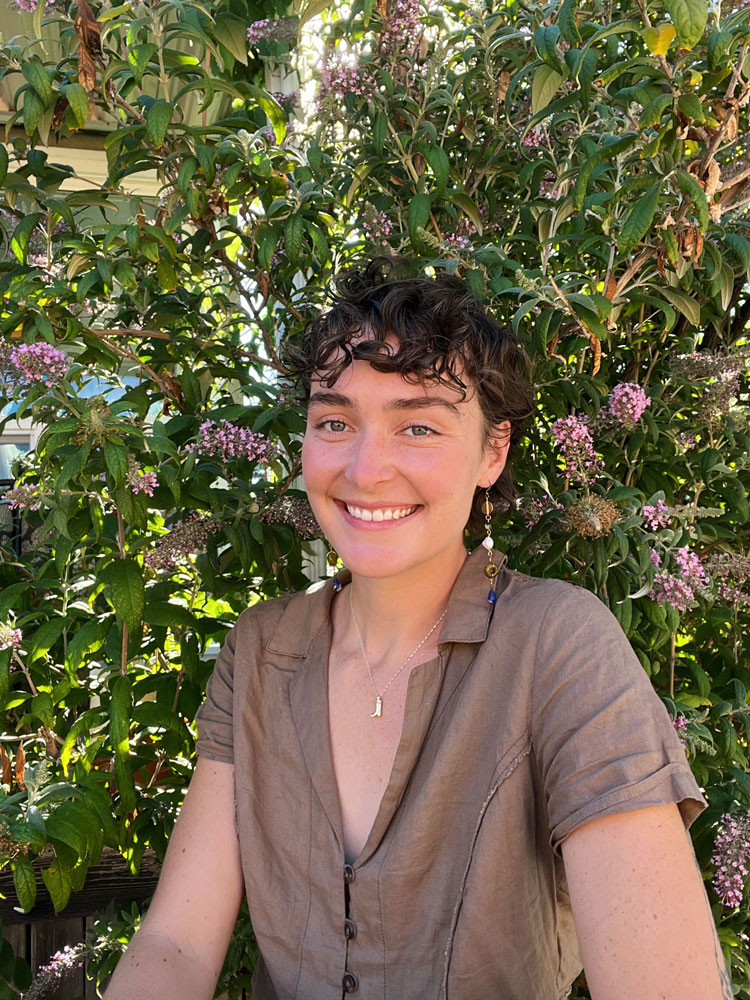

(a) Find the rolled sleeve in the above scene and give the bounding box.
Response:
[531,583,707,857]
[194,624,237,764]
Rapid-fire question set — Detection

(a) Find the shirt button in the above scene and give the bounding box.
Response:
[342,971,359,993]
[344,918,357,940]
[343,864,355,884]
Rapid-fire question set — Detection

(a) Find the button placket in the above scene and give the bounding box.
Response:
[342,971,359,993]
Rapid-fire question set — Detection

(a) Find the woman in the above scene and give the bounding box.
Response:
[104,257,729,1000]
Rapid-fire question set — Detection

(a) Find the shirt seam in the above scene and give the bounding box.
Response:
[440,735,533,1000]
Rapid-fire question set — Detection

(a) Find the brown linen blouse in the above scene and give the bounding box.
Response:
[194,546,707,1000]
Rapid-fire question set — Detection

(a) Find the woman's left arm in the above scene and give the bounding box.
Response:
[562,802,730,1000]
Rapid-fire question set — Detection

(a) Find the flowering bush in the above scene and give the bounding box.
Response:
[1,0,750,995]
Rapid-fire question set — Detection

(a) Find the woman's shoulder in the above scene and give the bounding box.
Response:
[502,567,607,618]
[232,577,333,650]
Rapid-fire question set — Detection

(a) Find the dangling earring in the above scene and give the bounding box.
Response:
[482,488,499,605]
[326,546,342,592]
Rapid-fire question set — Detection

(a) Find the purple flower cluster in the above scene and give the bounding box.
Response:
[672,715,688,750]
[246,17,298,46]
[670,351,745,427]
[606,382,651,430]
[362,208,393,246]
[263,496,321,539]
[518,495,565,529]
[186,420,278,465]
[642,499,671,530]
[317,51,377,107]
[270,90,300,111]
[0,623,21,651]
[21,943,87,1000]
[523,128,547,148]
[1,342,68,387]
[444,233,473,251]
[381,0,421,54]
[550,414,604,484]
[650,545,710,612]
[709,552,750,608]
[711,812,750,909]
[125,463,158,497]
[145,513,221,573]
[2,481,41,511]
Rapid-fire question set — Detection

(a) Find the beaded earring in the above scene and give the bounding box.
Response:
[326,546,342,592]
[482,489,499,605]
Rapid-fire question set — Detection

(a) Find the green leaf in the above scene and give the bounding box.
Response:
[558,0,581,45]
[677,93,704,122]
[284,214,304,266]
[61,83,89,129]
[450,191,483,233]
[46,804,88,857]
[246,84,286,143]
[664,0,708,49]
[22,59,53,107]
[64,619,107,674]
[114,260,137,290]
[373,112,387,154]
[156,258,178,292]
[0,145,7,188]
[31,691,53,727]
[27,617,66,664]
[11,213,44,265]
[133,702,185,734]
[127,42,157,86]
[572,134,637,210]
[707,29,732,71]
[724,232,750,277]
[531,65,564,115]
[534,25,564,72]
[618,184,660,255]
[425,145,450,198]
[41,859,71,914]
[659,286,701,326]
[104,443,128,488]
[214,15,249,65]
[98,559,144,633]
[12,857,36,913]
[408,193,432,248]
[672,169,709,232]
[639,94,672,130]
[109,675,132,757]
[146,101,174,148]
[142,602,198,629]
[114,754,137,813]
[22,88,44,137]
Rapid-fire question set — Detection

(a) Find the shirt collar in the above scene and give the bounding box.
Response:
[264,545,509,659]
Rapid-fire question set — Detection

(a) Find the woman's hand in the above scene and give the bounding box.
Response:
[104,756,245,1000]
[562,802,730,1000]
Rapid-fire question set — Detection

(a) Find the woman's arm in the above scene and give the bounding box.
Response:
[562,802,730,1000]
[104,756,245,1000]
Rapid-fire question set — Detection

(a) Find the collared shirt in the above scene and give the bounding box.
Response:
[195,547,707,1000]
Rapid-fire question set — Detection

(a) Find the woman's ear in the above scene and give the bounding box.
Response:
[482,420,512,485]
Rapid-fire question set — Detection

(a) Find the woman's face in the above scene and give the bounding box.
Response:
[301,352,510,582]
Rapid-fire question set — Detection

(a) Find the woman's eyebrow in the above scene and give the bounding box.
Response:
[307,391,460,414]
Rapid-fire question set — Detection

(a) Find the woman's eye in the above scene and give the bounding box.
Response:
[405,424,435,437]
[318,419,347,433]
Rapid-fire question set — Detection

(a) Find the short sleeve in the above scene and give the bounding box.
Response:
[531,583,707,857]
[194,623,238,764]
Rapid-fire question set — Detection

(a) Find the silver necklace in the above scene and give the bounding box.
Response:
[348,586,447,719]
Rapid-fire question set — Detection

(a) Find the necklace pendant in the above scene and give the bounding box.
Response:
[369,695,383,718]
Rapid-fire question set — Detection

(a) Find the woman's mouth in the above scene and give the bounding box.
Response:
[336,500,422,523]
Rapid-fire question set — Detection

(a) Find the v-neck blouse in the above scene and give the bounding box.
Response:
[194,547,706,1000]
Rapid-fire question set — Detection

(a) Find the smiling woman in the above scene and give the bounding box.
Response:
[103,255,728,1000]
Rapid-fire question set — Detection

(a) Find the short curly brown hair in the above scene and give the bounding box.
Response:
[281,254,535,534]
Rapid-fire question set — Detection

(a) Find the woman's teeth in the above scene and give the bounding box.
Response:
[345,504,418,522]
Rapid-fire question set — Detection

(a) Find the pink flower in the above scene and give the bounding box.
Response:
[125,464,158,497]
[316,50,377,108]
[649,548,662,567]
[650,546,710,612]
[672,715,688,750]
[0,623,21,651]
[145,513,221,573]
[362,208,392,247]
[711,812,750,909]
[642,499,671,530]
[517,495,565,529]
[10,343,68,383]
[186,420,278,465]
[381,0,420,54]
[20,943,88,1000]
[550,414,604,484]
[2,481,41,510]
[246,17,298,45]
[606,382,650,430]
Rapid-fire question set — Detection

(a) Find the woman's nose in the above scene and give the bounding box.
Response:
[344,431,393,490]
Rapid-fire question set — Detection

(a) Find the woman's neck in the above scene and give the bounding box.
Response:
[339,539,468,659]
